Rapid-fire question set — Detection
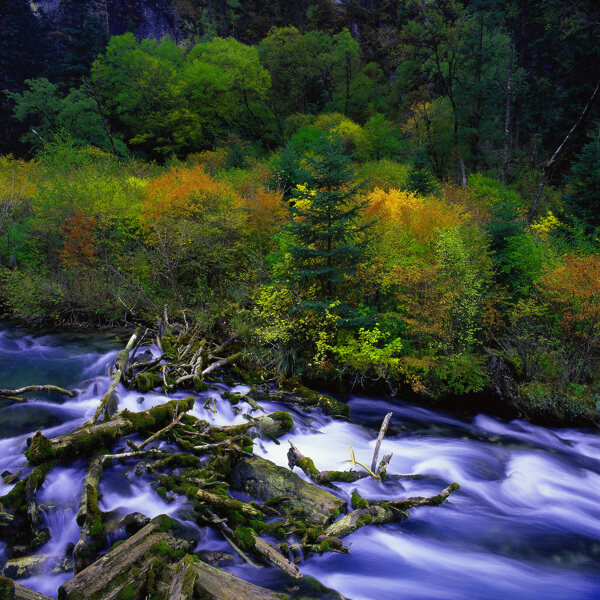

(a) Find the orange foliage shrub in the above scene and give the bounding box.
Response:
[365,187,462,243]
[540,254,600,330]
[59,212,98,270]
[141,165,238,223]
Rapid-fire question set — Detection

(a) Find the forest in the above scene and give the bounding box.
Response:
[1,2,600,600]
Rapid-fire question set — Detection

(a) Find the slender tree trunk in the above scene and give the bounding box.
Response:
[502,34,514,185]
[527,76,600,222]
[83,77,118,158]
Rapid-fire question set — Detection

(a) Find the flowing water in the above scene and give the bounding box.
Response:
[1,323,600,599]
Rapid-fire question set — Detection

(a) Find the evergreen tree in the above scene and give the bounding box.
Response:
[565,125,600,229]
[406,149,438,195]
[285,131,369,311]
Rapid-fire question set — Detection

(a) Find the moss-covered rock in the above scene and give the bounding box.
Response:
[229,455,344,526]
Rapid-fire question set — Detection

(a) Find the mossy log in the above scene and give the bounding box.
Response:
[0,385,76,403]
[58,515,191,600]
[74,457,105,573]
[25,397,195,465]
[0,463,54,548]
[287,441,367,485]
[170,554,286,600]
[91,328,141,423]
[229,455,345,526]
[325,483,461,538]
[258,383,350,418]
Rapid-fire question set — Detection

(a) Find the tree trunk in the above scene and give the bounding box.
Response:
[527,77,600,222]
[502,34,514,185]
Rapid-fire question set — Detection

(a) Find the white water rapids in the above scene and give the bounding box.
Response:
[0,324,599,599]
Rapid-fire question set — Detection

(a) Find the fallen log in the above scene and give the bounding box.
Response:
[0,385,76,403]
[287,441,367,485]
[91,328,141,424]
[170,554,285,600]
[325,483,460,539]
[0,577,55,600]
[24,397,195,465]
[74,457,105,572]
[58,515,192,600]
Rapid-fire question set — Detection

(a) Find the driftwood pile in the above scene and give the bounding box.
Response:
[0,314,460,599]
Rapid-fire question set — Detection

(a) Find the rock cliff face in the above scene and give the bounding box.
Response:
[31,0,182,42]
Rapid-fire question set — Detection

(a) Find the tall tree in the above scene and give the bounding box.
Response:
[285,131,369,309]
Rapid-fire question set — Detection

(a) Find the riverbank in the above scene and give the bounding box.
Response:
[1,322,600,599]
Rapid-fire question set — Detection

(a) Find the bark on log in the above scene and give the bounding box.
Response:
[251,534,302,580]
[170,554,286,600]
[196,489,262,519]
[325,482,460,539]
[370,412,393,473]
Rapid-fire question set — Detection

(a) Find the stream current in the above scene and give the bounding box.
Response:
[0,323,600,599]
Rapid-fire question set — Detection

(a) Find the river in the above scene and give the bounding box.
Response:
[0,323,599,599]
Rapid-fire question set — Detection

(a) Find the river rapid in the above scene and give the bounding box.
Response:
[0,323,599,600]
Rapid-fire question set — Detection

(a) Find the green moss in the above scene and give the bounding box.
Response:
[152,541,171,556]
[351,492,369,510]
[156,486,168,501]
[229,510,245,529]
[269,411,294,432]
[118,584,135,600]
[357,513,373,526]
[153,514,176,533]
[24,431,55,464]
[193,377,209,392]
[207,423,251,443]
[1,461,54,510]
[278,542,289,554]
[248,519,267,533]
[233,526,256,552]
[296,457,320,478]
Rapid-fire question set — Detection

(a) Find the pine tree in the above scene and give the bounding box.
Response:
[406,149,438,195]
[285,132,369,312]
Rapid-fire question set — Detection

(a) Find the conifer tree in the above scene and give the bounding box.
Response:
[285,132,369,312]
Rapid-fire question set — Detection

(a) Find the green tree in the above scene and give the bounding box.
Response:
[359,113,401,160]
[7,78,121,154]
[284,132,369,310]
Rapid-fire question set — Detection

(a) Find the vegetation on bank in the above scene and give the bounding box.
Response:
[1,1,599,424]
[1,128,599,424]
